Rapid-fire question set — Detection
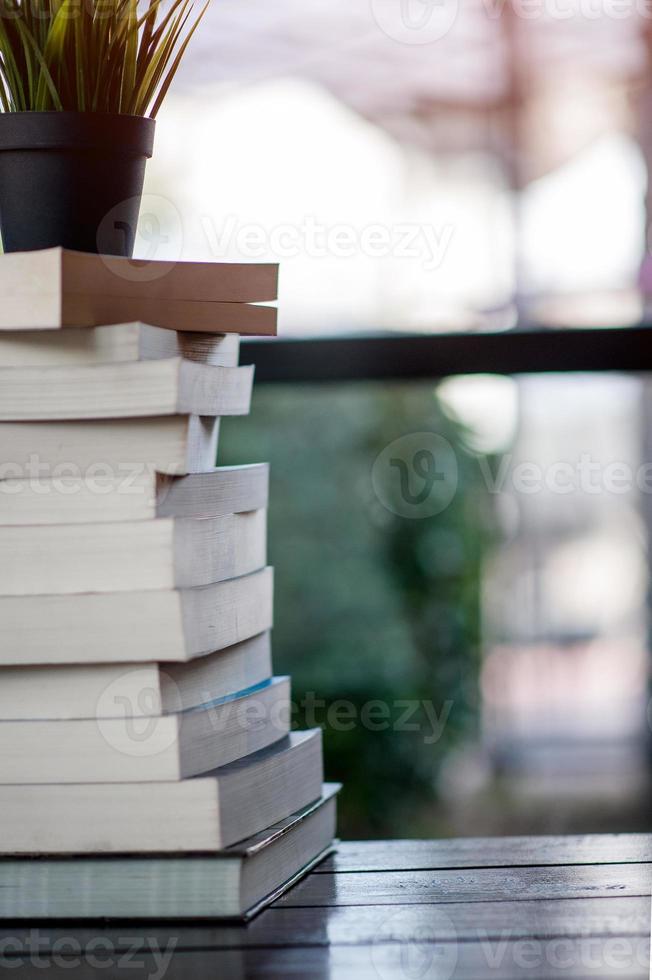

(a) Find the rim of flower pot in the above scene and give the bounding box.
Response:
[0,111,155,157]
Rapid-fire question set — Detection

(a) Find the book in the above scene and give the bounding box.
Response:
[0,248,278,302]
[0,730,322,853]
[0,360,254,420]
[20,295,277,335]
[0,248,278,332]
[0,462,269,526]
[0,632,273,720]
[0,509,267,595]
[0,566,274,665]
[0,677,291,785]
[0,786,338,919]
[0,324,240,368]
[0,414,219,476]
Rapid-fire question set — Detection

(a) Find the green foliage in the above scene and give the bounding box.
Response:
[0,0,206,115]
[219,382,493,838]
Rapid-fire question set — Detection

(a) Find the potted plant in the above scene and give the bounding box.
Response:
[0,0,206,255]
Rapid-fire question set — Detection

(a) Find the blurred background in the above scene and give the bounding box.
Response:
[142,0,652,837]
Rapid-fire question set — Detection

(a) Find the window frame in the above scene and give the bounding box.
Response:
[240,327,652,382]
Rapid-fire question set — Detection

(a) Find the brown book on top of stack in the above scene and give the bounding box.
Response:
[0,248,278,333]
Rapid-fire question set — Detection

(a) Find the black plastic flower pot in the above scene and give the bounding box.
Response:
[0,111,156,256]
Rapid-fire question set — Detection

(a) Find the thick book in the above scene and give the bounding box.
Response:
[0,360,253,420]
[0,786,339,920]
[0,566,274,665]
[0,730,322,854]
[0,463,269,526]
[0,414,219,476]
[0,324,240,368]
[0,509,266,595]
[0,632,273,720]
[0,677,291,785]
[0,248,278,332]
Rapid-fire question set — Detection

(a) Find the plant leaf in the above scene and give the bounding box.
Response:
[149,0,208,117]
[0,0,209,115]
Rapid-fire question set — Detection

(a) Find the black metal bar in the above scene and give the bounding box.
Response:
[240,327,652,383]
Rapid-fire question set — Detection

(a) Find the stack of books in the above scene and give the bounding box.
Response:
[0,249,338,921]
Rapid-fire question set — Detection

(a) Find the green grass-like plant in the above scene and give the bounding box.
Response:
[0,0,207,116]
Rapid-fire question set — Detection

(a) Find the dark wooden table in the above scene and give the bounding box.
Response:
[1,834,650,977]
